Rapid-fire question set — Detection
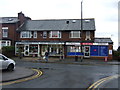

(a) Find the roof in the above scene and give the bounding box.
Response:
[94,38,113,44]
[0,17,19,24]
[17,18,96,31]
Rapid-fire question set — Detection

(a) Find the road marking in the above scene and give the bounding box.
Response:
[0,69,43,86]
[87,74,120,90]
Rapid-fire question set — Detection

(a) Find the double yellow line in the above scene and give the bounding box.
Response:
[87,74,120,90]
[1,69,43,86]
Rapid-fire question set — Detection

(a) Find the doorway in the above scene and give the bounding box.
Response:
[84,46,90,58]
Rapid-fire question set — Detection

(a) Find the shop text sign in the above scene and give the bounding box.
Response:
[82,43,93,45]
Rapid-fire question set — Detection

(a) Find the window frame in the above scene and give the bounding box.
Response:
[86,31,90,37]
[2,27,8,38]
[33,31,37,38]
[49,31,61,38]
[20,31,32,38]
[43,31,47,38]
[70,31,81,38]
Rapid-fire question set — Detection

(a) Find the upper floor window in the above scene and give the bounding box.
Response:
[49,31,61,38]
[33,31,37,38]
[85,31,91,40]
[2,27,8,38]
[70,31,80,38]
[43,31,47,38]
[20,31,32,38]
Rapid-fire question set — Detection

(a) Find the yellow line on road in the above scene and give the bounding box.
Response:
[87,75,120,90]
[0,69,43,86]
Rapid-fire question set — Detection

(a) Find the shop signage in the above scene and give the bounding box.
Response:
[66,42,81,45]
[93,43,108,45]
[90,46,108,56]
[81,43,108,45]
[40,42,64,45]
[82,43,93,45]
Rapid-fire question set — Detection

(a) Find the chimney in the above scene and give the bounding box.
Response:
[18,12,25,25]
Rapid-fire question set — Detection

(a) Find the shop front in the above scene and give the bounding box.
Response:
[15,42,64,58]
[15,42,40,57]
[15,42,112,60]
[66,42,112,59]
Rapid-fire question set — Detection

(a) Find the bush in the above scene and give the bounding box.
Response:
[113,50,120,60]
[2,46,15,58]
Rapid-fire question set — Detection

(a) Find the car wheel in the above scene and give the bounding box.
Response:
[7,64,14,71]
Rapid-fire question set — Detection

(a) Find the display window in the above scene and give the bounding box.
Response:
[67,46,81,52]
[41,45,63,56]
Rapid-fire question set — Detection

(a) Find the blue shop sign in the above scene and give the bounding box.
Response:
[67,52,83,56]
[90,46,108,56]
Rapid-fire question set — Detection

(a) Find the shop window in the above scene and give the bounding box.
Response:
[49,31,61,38]
[67,46,81,52]
[15,45,24,55]
[41,45,63,56]
[20,31,32,38]
[70,31,80,38]
[29,45,38,54]
[2,27,8,38]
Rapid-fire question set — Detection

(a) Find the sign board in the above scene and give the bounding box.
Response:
[93,43,108,45]
[90,46,108,56]
[66,42,81,45]
[109,50,112,55]
[82,43,93,45]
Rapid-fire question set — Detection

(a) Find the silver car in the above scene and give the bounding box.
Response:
[0,54,15,71]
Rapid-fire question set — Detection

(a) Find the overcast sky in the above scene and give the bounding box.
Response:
[0,0,119,50]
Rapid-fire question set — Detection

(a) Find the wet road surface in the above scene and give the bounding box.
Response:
[2,60,120,89]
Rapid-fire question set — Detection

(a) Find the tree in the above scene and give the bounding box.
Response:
[117,46,120,52]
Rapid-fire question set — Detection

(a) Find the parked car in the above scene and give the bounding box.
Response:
[0,54,15,71]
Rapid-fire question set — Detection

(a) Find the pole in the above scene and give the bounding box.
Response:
[81,0,83,62]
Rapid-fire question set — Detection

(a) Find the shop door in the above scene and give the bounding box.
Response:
[24,45,29,56]
[84,46,90,58]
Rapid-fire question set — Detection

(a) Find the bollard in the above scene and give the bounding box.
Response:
[104,57,108,62]
[75,56,78,61]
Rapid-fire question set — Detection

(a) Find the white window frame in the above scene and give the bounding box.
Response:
[20,31,32,38]
[2,27,8,38]
[33,31,37,38]
[49,31,61,38]
[70,31,81,38]
[1,40,11,47]
[85,31,91,40]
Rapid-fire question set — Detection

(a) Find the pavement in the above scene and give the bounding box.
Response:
[1,67,35,83]
[13,57,120,65]
[1,57,120,83]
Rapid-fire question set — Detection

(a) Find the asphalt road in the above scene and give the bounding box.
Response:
[2,60,120,89]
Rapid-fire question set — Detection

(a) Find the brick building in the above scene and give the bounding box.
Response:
[0,12,31,49]
[1,12,113,60]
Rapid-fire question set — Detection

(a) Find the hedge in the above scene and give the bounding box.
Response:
[2,46,15,58]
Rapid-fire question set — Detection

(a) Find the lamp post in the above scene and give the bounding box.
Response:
[81,0,83,62]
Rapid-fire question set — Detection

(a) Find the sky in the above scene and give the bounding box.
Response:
[0,0,119,50]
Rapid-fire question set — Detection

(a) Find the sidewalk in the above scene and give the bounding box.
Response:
[1,67,35,82]
[13,57,120,65]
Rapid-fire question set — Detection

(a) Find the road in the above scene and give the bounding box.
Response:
[2,60,120,89]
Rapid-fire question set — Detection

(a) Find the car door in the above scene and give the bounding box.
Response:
[0,55,9,69]
[0,55,3,69]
